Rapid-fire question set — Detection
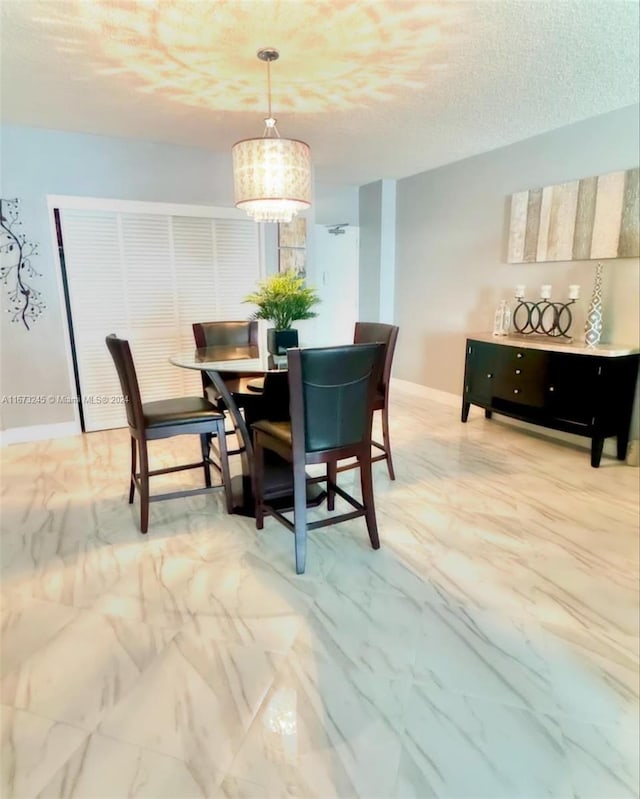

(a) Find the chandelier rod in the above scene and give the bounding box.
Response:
[266,57,272,120]
[258,48,280,138]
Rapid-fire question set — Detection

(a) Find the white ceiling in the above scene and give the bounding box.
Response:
[1,0,638,185]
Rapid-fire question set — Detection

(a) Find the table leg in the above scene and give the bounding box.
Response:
[206,370,325,517]
[591,436,604,468]
[617,429,630,461]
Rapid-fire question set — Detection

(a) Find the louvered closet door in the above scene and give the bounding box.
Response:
[173,216,218,396]
[121,214,183,405]
[174,217,262,380]
[60,207,261,432]
[61,210,129,431]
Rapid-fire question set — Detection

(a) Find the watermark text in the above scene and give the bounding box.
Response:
[1,394,128,405]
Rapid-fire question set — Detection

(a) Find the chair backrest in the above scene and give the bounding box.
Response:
[105,334,144,431]
[260,370,290,423]
[287,344,383,454]
[353,322,399,394]
[192,321,259,357]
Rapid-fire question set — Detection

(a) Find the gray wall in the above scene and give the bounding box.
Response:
[394,105,640,397]
[358,181,382,320]
[0,124,357,431]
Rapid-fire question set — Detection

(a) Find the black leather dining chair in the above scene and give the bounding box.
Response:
[192,321,259,405]
[106,334,230,533]
[251,343,383,574]
[350,322,399,479]
[192,320,261,475]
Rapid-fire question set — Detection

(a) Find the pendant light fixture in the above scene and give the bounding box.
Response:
[232,48,312,223]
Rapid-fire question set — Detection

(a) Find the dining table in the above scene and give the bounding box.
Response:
[169,346,324,517]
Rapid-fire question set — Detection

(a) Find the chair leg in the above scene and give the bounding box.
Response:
[327,461,337,511]
[293,458,308,574]
[253,440,265,530]
[138,438,150,534]
[381,406,396,480]
[129,436,137,504]
[359,452,380,550]
[216,419,234,514]
[200,433,212,488]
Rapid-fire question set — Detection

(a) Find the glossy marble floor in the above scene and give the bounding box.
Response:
[1,387,638,799]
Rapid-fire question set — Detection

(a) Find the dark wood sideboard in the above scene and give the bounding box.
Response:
[461,334,639,467]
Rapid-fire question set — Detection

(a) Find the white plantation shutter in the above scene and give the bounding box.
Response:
[59,205,261,432]
[215,220,261,317]
[172,216,219,396]
[61,210,129,431]
[121,214,183,406]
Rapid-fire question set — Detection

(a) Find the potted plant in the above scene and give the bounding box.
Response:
[244,270,320,356]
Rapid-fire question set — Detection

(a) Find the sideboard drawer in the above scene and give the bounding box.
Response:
[492,346,549,407]
[492,377,547,407]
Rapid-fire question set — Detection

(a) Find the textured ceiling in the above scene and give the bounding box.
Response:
[1,0,638,185]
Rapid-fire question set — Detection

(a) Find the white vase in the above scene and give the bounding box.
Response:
[584,263,604,347]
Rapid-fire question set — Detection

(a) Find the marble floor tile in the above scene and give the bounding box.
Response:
[245,518,342,582]
[178,608,304,654]
[529,553,640,639]
[323,538,441,604]
[544,627,639,730]
[413,601,557,713]
[215,776,270,798]
[97,635,285,795]
[0,593,79,676]
[300,583,423,677]
[399,540,540,621]
[36,732,206,799]
[90,551,224,630]
[1,705,88,799]
[1,385,638,798]
[1,610,174,731]
[227,645,407,798]
[560,717,639,799]
[396,683,571,798]
[6,535,143,610]
[288,629,412,735]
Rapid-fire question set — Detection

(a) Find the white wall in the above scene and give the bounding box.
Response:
[393,105,640,396]
[0,124,358,432]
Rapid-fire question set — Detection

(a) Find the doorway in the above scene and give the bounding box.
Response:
[313,224,359,346]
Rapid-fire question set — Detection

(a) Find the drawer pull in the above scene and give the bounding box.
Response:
[515,369,521,375]
[513,388,520,394]
[487,373,493,379]
[516,353,523,359]
[548,386,555,392]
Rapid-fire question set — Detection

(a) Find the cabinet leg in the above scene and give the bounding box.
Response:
[617,430,630,461]
[590,436,604,468]
[461,401,470,423]
[484,409,493,420]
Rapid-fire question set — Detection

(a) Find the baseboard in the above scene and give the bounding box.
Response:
[0,421,80,447]
[390,378,460,408]
[390,377,638,466]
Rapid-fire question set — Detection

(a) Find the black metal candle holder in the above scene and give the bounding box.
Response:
[513,299,575,339]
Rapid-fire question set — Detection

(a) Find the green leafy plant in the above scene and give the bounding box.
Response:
[244,270,320,330]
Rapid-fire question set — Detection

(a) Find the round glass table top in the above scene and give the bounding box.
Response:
[169,346,261,371]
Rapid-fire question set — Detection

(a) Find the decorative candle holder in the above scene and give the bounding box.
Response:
[584,263,603,347]
[512,298,575,339]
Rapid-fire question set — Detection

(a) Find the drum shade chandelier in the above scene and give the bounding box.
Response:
[232,49,312,223]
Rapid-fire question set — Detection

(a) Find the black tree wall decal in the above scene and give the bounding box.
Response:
[0,198,45,330]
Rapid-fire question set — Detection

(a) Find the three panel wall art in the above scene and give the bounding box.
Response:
[507,167,639,263]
